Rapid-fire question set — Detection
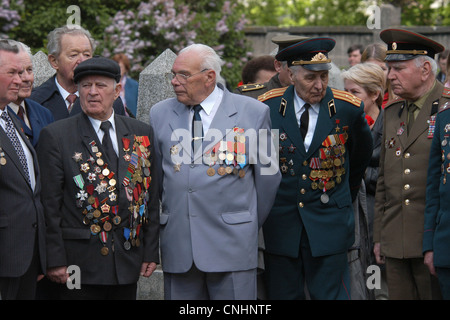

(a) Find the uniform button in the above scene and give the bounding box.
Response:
[404,168,411,175]
[405,199,410,205]
[404,153,411,159]
[300,188,306,194]
[404,184,410,190]
[299,202,304,208]
[188,188,193,193]
[302,174,307,180]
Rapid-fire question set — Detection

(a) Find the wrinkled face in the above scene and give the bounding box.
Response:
[290,66,328,105]
[18,51,34,100]
[387,59,423,100]
[0,51,23,108]
[170,50,214,106]
[50,34,92,85]
[79,75,120,121]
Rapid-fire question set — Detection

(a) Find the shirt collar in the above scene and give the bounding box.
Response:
[88,111,116,135]
[195,85,222,116]
[293,90,320,114]
[55,77,79,101]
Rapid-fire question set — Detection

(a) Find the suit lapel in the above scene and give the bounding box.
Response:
[168,100,191,157]
[78,112,102,161]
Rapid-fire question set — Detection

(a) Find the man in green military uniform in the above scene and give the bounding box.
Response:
[260,37,373,299]
[234,35,308,99]
[374,28,446,300]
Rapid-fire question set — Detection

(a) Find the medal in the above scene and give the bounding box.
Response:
[207,167,215,176]
[320,193,329,204]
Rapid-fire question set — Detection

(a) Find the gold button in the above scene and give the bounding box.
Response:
[405,199,410,205]
[303,160,308,166]
[300,188,306,194]
[404,168,411,175]
[299,202,304,208]
[404,153,410,159]
[302,174,307,180]
[404,184,410,190]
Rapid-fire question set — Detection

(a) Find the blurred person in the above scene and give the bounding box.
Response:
[347,44,364,67]
[29,25,125,120]
[241,55,277,85]
[112,53,139,117]
[436,49,449,83]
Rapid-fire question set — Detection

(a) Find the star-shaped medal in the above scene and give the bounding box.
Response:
[72,152,83,162]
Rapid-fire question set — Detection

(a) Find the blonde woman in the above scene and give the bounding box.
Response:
[342,62,386,299]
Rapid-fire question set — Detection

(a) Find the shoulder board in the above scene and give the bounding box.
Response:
[443,87,450,98]
[238,83,266,92]
[439,101,450,113]
[331,88,361,107]
[258,87,288,102]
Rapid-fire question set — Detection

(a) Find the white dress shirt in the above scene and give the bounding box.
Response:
[88,112,119,156]
[190,85,224,135]
[293,90,320,152]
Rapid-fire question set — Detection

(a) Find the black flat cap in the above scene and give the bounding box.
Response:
[73,56,121,83]
[380,28,444,62]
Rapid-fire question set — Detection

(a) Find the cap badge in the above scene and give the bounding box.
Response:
[392,42,397,50]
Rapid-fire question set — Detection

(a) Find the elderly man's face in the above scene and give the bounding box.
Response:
[79,75,120,121]
[17,50,34,100]
[387,59,425,100]
[0,51,23,108]
[289,66,328,105]
[50,34,92,87]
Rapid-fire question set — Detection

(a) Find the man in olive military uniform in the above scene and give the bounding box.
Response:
[260,37,373,300]
[234,35,308,99]
[374,28,446,300]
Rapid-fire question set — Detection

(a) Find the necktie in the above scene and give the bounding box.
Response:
[67,94,77,113]
[300,103,311,141]
[100,121,118,173]
[192,104,203,157]
[17,105,25,122]
[1,111,30,184]
[407,103,418,135]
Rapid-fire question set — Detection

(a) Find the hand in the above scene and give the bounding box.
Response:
[140,262,157,277]
[424,251,437,277]
[374,242,385,264]
[47,266,69,284]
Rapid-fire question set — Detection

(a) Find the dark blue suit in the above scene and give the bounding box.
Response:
[260,85,373,299]
[29,75,126,121]
[8,99,54,148]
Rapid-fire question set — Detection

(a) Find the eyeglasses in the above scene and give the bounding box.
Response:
[166,69,209,84]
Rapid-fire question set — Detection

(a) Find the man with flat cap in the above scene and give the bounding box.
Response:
[374,28,448,300]
[234,35,309,99]
[36,56,160,299]
[260,37,373,299]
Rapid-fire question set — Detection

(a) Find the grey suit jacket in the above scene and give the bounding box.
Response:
[0,110,46,277]
[150,85,281,273]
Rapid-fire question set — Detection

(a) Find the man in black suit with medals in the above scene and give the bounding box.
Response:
[37,56,159,299]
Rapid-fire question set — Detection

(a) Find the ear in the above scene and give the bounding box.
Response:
[114,82,122,100]
[48,54,59,70]
[274,60,282,73]
[422,60,432,79]
[288,67,294,83]
[206,69,216,86]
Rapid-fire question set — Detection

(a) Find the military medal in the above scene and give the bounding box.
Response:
[122,138,131,161]
[320,193,329,204]
[207,167,215,176]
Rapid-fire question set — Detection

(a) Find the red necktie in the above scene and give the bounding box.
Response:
[67,94,77,113]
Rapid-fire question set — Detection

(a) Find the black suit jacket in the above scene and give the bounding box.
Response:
[37,112,159,285]
[30,76,126,121]
[0,109,46,277]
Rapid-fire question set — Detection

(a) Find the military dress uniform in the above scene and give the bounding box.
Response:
[424,89,450,299]
[260,37,373,300]
[374,28,446,300]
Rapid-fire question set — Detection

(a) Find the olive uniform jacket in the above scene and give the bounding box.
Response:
[423,87,450,267]
[260,85,373,258]
[374,80,450,259]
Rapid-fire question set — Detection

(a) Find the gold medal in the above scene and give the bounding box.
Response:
[218,167,226,175]
[0,157,6,165]
[239,169,245,178]
[103,221,112,232]
[225,166,233,174]
[100,246,109,256]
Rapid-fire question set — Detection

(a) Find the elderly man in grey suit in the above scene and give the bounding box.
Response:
[0,40,46,300]
[150,44,281,300]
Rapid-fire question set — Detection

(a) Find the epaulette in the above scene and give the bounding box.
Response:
[258,87,288,102]
[238,83,266,92]
[443,87,450,98]
[439,101,450,113]
[331,88,361,107]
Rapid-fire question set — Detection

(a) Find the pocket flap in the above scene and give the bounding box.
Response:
[221,211,253,225]
[62,228,92,240]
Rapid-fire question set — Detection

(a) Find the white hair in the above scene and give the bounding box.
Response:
[414,55,438,75]
[179,44,226,86]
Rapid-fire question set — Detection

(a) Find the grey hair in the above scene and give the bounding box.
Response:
[0,39,20,66]
[47,25,95,57]
[414,55,438,75]
[179,44,225,86]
